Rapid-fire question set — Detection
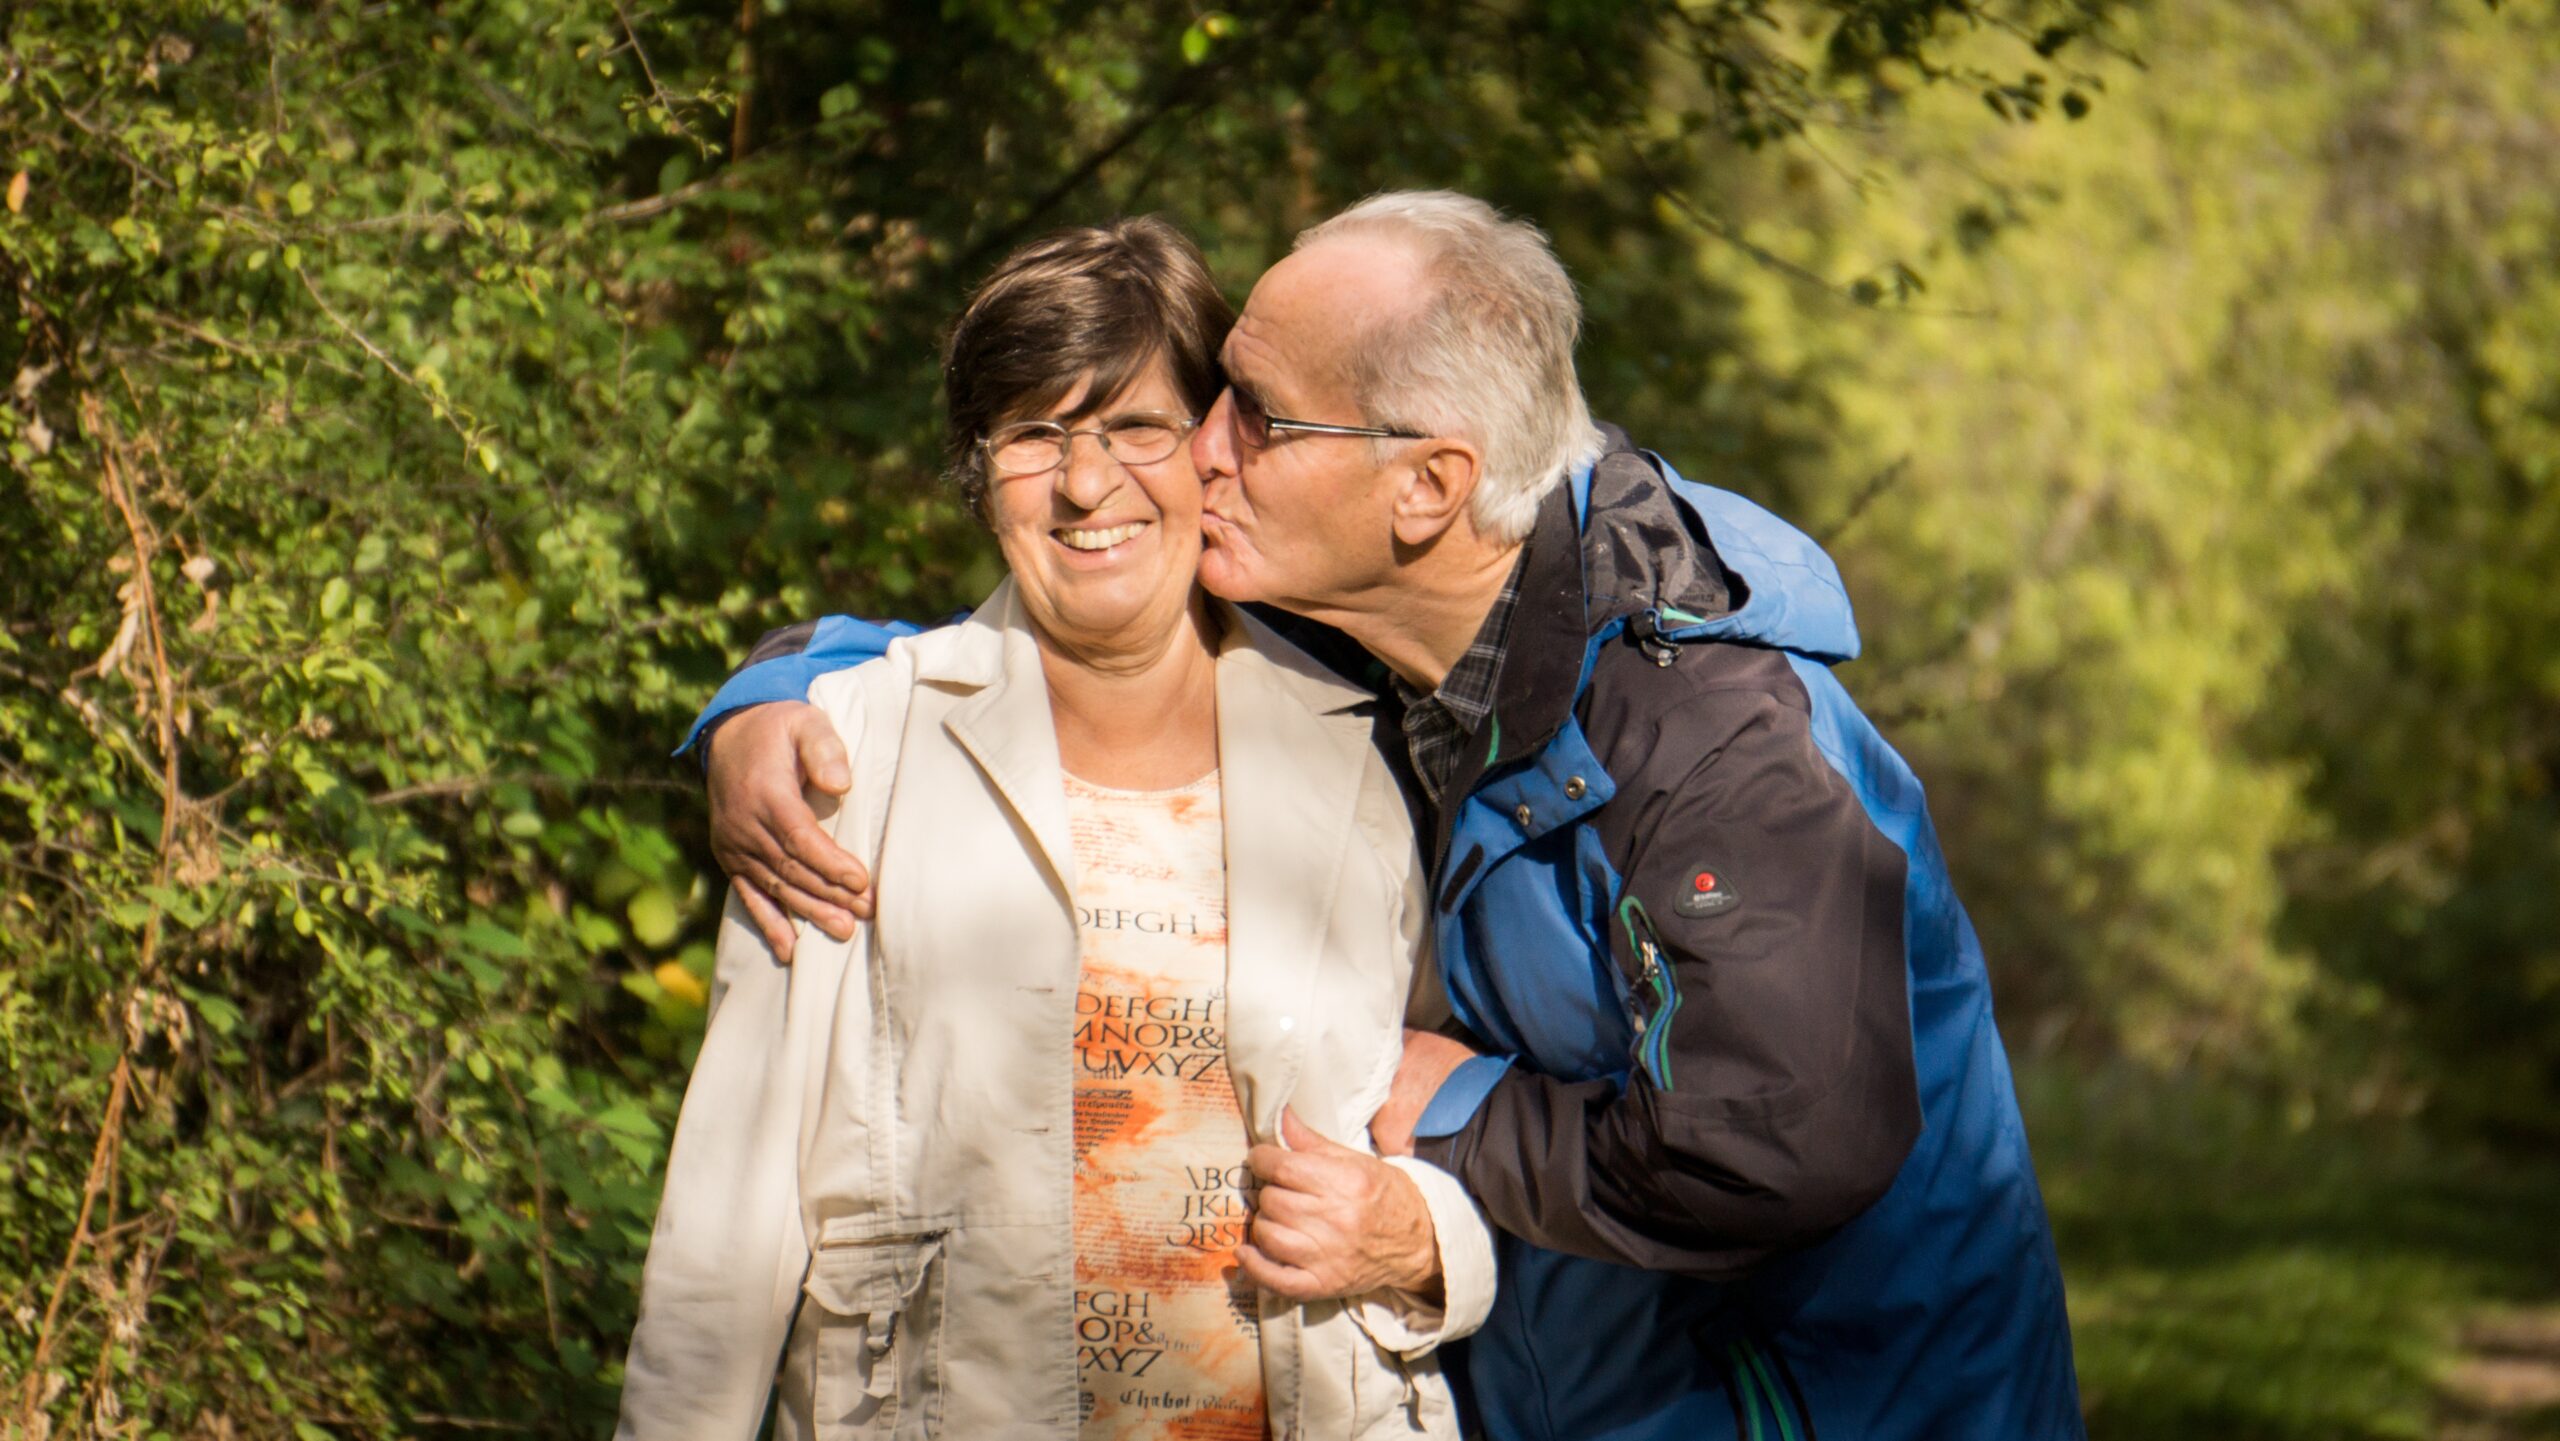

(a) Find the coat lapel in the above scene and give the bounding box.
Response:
[1213,604,1379,1143]
[931,582,1080,904]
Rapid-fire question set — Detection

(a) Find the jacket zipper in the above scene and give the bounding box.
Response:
[1616,897,1682,1089]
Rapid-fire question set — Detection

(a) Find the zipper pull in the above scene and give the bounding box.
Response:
[1628,904,1668,983]
[1631,609,1681,667]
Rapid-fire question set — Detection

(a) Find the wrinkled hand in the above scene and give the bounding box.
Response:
[1235,1109,1440,1303]
[1369,1029,1481,1158]
[705,701,872,959]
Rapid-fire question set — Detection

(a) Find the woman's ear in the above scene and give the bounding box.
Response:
[1389,439,1484,548]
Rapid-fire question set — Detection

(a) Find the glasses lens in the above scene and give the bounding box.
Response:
[1103,414,1183,465]
[1229,386,1271,450]
[987,423,1065,475]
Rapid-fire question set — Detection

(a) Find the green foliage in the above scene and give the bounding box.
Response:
[1648,0,2560,1117]
[1,2,756,1430]
[0,0,2128,1434]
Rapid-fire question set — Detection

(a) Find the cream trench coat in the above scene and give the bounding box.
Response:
[616,581,1496,1441]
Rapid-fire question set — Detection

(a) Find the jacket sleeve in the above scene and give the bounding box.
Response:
[1413,687,1920,1279]
[674,612,941,758]
[613,898,813,1439]
[619,691,874,1436]
[1344,1156,1500,1357]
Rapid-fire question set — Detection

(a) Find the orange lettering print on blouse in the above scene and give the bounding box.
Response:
[1065,771,1264,1441]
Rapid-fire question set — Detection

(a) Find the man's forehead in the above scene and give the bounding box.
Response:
[1219,306,1302,395]
[1227,237,1423,399]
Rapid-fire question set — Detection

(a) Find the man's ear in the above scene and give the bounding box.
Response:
[1390,439,1484,548]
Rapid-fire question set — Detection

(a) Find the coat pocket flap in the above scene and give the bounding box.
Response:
[803,1235,941,1319]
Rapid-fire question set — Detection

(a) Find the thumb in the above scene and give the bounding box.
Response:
[1280,1106,1349,1155]
[792,709,851,794]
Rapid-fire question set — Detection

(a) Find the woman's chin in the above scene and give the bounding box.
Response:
[1029,577,1183,649]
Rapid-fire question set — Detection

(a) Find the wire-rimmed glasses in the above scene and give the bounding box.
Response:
[1222,383,1426,450]
[980,412,1200,476]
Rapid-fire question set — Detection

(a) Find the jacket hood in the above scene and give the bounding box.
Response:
[1583,434,1863,666]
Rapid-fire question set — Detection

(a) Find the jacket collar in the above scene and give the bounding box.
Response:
[1417,434,1738,866]
[915,577,1373,717]
[1488,432,1739,760]
[931,581,1081,899]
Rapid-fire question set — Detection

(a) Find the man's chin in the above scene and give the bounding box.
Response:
[1195,547,1261,603]
[1196,519,1264,602]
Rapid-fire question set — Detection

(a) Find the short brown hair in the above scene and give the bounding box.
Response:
[943,216,1234,521]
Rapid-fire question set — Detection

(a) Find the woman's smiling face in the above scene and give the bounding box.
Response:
[985,359,1206,659]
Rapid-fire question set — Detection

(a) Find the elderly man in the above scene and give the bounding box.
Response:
[687,192,2084,1440]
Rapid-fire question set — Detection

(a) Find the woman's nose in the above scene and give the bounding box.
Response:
[1056,431,1122,509]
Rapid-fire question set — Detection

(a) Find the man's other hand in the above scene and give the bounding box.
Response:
[1236,1109,1440,1303]
[705,701,872,958]
[1369,1029,1482,1158]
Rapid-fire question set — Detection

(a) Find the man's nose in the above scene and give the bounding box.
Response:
[1057,431,1121,510]
[1192,388,1236,480]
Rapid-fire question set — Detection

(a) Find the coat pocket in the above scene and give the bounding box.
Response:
[804,1232,945,1439]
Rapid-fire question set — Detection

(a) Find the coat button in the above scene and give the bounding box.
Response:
[1564,776,1588,800]
[1514,803,1534,827]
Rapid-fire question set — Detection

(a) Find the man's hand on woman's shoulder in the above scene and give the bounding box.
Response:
[705,700,874,958]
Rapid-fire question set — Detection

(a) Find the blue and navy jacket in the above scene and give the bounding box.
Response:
[685,432,2083,1441]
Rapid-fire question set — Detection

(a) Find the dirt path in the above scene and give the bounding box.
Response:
[2440,1308,2560,1440]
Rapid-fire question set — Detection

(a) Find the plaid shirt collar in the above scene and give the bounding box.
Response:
[1392,556,1527,807]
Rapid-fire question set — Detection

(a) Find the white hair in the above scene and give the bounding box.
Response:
[1294,191,1606,544]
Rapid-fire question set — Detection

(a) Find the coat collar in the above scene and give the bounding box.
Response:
[914,577,1374,718]
[932,581,1081,899]
[1488,436,1738,756]
[1417,437,1740,871]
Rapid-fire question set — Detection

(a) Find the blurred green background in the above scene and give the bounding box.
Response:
[4,1,2554,1435]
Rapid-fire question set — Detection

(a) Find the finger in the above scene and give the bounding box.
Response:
[1250,1184,1320,1229]
[735,859,852,944]
[762,870,856,939]
[778,818,872,908]
[1233,1244,1325,1303]
[789,710,853,795]
[763,836,865,919]
[734,878,798,962]
[1245,1143,1321,1192]
[1280,1106,1353,1155]
[1248,1216,1327,1270]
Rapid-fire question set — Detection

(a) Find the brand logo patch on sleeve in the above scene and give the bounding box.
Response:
[1673,868,1739,918]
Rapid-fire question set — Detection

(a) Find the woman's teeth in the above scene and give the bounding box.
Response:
[1057,522,1145,552]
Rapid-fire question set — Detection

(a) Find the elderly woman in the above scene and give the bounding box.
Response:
[615,219,1492,1441]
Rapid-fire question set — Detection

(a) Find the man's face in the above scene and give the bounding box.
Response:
[1192,239,1419,616]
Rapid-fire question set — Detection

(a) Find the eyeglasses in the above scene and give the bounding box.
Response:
[980,411,1200,476]
[1222,384,1426,450]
